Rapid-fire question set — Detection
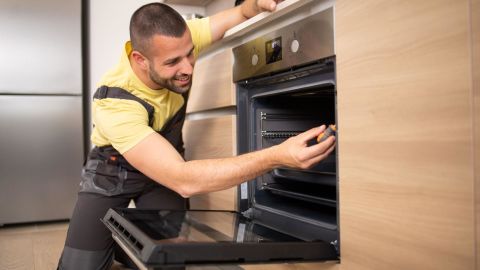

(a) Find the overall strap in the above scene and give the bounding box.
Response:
[92,85,188,156]
[93,85,155,127]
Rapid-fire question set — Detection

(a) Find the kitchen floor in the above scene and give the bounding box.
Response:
[0,221,128,270]
[0,221,67,270]
[0,222,246,270]
[0,222,335,270]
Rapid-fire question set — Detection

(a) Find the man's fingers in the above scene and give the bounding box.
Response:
[307,143,336,166]
[298,125,326,142]
[258,0,279,11]
[303,135,336,160]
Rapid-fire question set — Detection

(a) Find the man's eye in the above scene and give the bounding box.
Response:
[166,60,179,66]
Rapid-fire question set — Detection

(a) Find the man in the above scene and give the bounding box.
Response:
[58,1,336,269]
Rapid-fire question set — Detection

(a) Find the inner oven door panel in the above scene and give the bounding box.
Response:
[102,208,338,267]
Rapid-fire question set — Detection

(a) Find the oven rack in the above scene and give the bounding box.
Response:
[261,183,336,208]
[271,168,336,186]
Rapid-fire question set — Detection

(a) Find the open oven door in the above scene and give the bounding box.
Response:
[102,208,338,268]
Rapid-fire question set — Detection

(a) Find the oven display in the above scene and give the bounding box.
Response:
[265,37,282,64]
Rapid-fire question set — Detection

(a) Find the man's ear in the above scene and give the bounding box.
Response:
[131,50,149,70]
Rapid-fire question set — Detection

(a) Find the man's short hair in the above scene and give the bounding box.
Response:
[130,3,187,56]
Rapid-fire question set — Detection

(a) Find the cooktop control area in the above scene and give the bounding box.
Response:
[233,7,334,82]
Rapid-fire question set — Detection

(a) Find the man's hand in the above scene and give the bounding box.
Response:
[241,0,283,19]
[210,0,283,42]
[272,125,336,170]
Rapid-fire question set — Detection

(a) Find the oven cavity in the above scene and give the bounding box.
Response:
[256,79,337,239]
[234,5,338,252]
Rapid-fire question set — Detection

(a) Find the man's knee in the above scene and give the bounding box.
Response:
[57,245,114,270]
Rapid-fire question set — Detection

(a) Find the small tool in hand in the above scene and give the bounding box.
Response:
[317,124,336,143]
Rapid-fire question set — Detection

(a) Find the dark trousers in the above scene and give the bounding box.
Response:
[57,178,186,270]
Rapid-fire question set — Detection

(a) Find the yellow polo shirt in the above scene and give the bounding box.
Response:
[91,18,212,154]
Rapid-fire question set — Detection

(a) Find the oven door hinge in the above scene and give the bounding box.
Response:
[331,239,340,254]
[241,208,254,219]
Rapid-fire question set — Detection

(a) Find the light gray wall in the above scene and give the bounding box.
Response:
[205,0,235,16]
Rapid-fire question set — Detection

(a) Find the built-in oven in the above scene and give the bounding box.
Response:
[234,6,337,246]
[102,5,338,269]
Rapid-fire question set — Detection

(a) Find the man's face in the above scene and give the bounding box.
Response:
[145,30,195,94]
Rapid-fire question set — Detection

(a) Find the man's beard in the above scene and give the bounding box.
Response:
[148,65,192,94]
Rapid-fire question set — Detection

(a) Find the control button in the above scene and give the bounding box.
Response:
[291,39,300,53]
[251,54,259,66]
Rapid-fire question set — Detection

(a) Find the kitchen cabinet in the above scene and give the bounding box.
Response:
[185,49,237,211]
[187,49,236,113]
[184,0,480,269]
[336,0,479,269]
[474,0,480,264]
[184,115,237,210]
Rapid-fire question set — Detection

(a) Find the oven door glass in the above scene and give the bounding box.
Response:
[103,208,338,267]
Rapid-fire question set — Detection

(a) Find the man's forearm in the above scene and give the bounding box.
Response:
[124,126,335,199]
[209,6,246,42]
[209,0,280,42]
[177,145,281,197]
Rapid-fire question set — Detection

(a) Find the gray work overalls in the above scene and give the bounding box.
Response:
[80,85,187,196]
[58,85,188,270]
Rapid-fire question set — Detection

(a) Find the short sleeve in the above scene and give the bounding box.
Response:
[92,98,155,154]
[186,17,212,57]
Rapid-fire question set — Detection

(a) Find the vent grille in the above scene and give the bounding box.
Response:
[109,216,144,252]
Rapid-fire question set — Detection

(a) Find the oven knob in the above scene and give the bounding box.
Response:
[291,39,300,53]
[251,54,259,66]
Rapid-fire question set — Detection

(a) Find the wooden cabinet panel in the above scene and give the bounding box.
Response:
[189,187,237,211]
[336,1,475,269]
[188,49,236,113]
[472,0,480,268]
[184,116,237,210]
[184,115,236,160]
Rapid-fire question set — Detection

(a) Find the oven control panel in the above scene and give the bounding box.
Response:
[233,7,334,82]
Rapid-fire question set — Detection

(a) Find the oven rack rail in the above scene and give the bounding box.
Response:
[261,131,301,139]
[260,112,319,121]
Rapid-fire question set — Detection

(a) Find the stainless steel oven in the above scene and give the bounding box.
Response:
[235,5,338,248]
[102,6,338,269]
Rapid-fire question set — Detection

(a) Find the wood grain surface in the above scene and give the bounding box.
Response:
[336,0,476,269]
[184,116,237,211]
[188,49,236,113]
[472,0,480,268]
